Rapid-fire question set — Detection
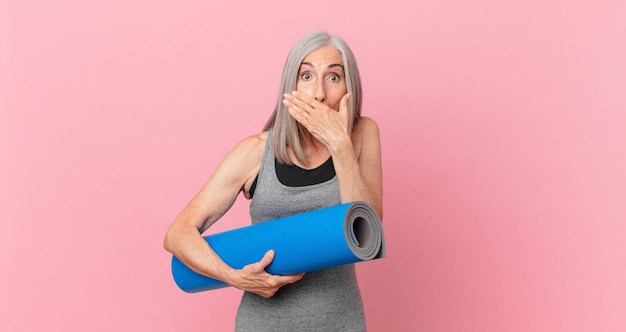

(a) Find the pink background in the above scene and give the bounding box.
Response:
[2,1,625,331]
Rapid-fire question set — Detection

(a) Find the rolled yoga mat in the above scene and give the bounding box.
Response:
[171,201,386,293]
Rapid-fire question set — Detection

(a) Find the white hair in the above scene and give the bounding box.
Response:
[263,30,363,165]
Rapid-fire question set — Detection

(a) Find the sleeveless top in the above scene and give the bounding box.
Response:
[248,156,335,196]
[234,132,366,332]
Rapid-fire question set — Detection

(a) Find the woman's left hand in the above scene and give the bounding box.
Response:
[283,91,351,149]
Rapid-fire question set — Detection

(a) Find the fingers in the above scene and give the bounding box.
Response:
[338,93,351,123]
[258,273,304,298]
[259,250,304,287]
[256,250,304,288]
[283,91,316,113]
[283,93,315,129]
[258,249,275,269]
[282,91,350,147]
[287,273,305,284]
[236,250,304,298]
[269,272,304,287]
[284,101,308,128]
[339,93,351,114]
[283,91,336,117]
[282,91,337,127]
[283,91,348,116]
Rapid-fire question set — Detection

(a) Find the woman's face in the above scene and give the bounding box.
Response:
[296,45,348,111]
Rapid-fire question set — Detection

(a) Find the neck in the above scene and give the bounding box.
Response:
[300,131,323,155]
[290,130,329,168]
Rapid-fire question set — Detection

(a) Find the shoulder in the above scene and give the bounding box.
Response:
[214,131,268,179]
[352,116,380,146]
[351,116,381,160]
[225,132,268,198]
[353,116,380,137]
[230,131,269,158]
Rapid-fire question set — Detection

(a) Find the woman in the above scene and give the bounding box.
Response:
[164,30,383,331]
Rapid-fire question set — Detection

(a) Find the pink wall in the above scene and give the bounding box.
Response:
[2,1,625,331]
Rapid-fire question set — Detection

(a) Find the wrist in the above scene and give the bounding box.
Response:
[217,263,237,285]
[328,134,353,157]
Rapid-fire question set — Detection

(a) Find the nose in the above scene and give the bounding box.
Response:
[313,80,326,103]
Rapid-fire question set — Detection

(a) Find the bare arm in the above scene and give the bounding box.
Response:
[283,92,383,219]
[329,116,383,219]
[163,133,303,297]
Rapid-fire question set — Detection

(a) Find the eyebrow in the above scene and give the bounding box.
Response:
[300,62,345,70]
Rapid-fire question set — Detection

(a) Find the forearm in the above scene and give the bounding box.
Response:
[164,225,235,283]
[329,136,383,218]
[162,133,303,296]
[164,223,304,297]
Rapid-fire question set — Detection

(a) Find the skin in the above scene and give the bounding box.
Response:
[163,45,383,298]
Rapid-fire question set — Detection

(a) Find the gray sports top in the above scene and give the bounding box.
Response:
[234,132,366,331]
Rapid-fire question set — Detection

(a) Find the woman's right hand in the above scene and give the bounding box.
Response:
[225,250,304,298]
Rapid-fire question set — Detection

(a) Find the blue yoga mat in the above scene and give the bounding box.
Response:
[171,201,385,293]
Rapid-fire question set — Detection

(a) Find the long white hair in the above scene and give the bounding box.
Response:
[263,30,363,165]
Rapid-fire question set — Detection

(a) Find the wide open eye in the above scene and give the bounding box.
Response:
[328,74,341,82]
[299,72,312,80]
